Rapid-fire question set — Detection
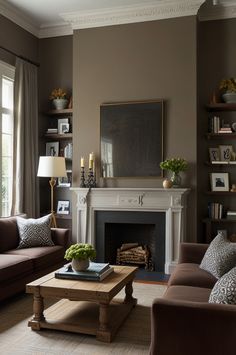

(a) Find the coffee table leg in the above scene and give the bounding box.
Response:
[97,302,112,342]
[28,289,45,330]
[124,280,136,304]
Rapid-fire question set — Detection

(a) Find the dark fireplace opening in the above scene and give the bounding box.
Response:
[95,211,165,272]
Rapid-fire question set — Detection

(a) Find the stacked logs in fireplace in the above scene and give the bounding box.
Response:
[116,243,154,271]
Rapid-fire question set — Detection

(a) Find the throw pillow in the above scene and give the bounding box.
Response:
[209,266,236,304]
[200,232,236,279]
[16,214,54,249]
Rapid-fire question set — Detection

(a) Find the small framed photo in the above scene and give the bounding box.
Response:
[219,145,233,161]
[57,176,71,187]
[210,172,229,191]
[57,200,70,215]
[209,147,219,162]
[46,142,59,156]
[57,118,69,133]
[59,122,70,134]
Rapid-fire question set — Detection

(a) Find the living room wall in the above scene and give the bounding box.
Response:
[0,15,38,66]
[72,16,198,242]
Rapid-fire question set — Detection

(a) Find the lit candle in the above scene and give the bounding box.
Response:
[80,157,84,168]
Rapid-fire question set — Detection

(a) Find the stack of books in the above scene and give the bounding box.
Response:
[46,128,58,134]
[218,127,232,134]
[55,262,114,281]
[226,211,236,220]
[208,202,223,219]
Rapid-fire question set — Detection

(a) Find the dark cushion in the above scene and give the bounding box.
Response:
[5,245,64,272]
[16,214,54,249]
[209,266,236,305]
[164,285,211,303]
[200,233,236,279]
[0,254,33,282]
[0,217,19,252]
[168,263,217,289]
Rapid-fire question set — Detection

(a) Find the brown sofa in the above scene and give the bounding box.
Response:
[150,243,236,355]
[0,216,69,302]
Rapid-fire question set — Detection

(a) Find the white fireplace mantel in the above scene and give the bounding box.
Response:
[71,187,190,274]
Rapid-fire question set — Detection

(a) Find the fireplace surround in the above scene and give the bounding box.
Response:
[71,188,190,274]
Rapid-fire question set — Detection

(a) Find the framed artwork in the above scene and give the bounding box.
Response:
[57,176,71,187]
[210,172,229,191]
[57,118,69,133]
[46,141,59,156]
[100,100,164,177]
[57,200,70,215]
[209,147,220,162]
[219,145,233,161]
[59,122,70,134]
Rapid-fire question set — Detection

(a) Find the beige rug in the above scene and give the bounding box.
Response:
[0,282,166,355]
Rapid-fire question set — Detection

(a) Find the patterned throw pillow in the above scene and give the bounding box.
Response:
[209,266,236,304]
[16,214,54,249]
[200,233,236,279]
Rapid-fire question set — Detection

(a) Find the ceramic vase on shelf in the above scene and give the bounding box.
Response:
[52,98,68,110]
[222,92,236,103]
[170,172,181,188]
[71,258,89,272]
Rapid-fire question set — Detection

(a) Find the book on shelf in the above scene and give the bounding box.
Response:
[46,128,58,134]
[208,202,223,219]
[55,262,114,281]
[211,160,229,164]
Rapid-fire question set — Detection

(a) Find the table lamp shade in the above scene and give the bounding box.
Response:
[37,156,67,178]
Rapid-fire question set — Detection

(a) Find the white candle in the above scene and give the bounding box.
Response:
[81,157,84,168]
[89,152,94,169]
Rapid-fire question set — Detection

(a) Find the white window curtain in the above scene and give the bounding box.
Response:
[11,58,39,217]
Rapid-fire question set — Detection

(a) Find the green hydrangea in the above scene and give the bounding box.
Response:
[160,158,188,174]
[65,243,96,261]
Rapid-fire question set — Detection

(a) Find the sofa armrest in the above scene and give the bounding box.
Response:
[51,228,69,249]
[150,298,236,355]
[178,242,209,264]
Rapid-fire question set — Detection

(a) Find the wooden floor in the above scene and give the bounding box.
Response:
[0,282,166,355]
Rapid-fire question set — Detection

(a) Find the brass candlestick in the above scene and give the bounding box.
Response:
[80,167,86,187]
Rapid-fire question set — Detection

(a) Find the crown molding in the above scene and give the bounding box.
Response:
[199,2,236,21]
[0,0,39,37]
[39,24,73,39]
[60,1,205,30]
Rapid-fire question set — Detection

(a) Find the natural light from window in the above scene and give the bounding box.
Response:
[0,62,15,217]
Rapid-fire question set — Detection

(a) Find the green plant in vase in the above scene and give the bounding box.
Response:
[160,158,188,187]
[219,78,236,103]
[65,243,96,271]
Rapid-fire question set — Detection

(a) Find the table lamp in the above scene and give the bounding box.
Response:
[37,156,67,228]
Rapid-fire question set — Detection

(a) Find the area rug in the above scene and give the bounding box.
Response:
[0,282,166,355]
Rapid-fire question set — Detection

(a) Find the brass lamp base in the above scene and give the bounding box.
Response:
[49,177,57,228]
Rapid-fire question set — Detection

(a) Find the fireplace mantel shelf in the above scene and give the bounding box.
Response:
[71,187,190,274]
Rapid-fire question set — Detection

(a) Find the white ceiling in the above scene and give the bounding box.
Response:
[1,0,236,38]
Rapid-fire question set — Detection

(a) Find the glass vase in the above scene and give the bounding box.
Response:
[170,172,181,188]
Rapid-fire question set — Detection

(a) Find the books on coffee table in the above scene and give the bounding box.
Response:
[55,262,114,281]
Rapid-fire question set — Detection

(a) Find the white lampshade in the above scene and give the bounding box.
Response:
[37,156,67,178]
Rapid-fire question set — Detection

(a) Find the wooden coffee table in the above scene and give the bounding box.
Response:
[26,265,137,342]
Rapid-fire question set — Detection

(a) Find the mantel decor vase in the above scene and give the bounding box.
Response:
[71,258,89,272]
[171,172,181,188]
[52,98,68,110]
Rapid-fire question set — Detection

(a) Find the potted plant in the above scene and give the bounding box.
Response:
[219,78,236,103]
[65,243,96,271]
[49,88,68,110]
[160,158,188,187]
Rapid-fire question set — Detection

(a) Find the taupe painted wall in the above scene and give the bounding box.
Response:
[73,17,198,242]
[0,15,38,65]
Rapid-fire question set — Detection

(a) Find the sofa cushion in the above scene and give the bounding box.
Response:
[168,263,217,289]
[209,266,236,305]
[16,214,54,249]
[200,233,236,279]
[0,217,19,252]
[164,285,211,303]
[6,245,64,272]
[0,254,33,283]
